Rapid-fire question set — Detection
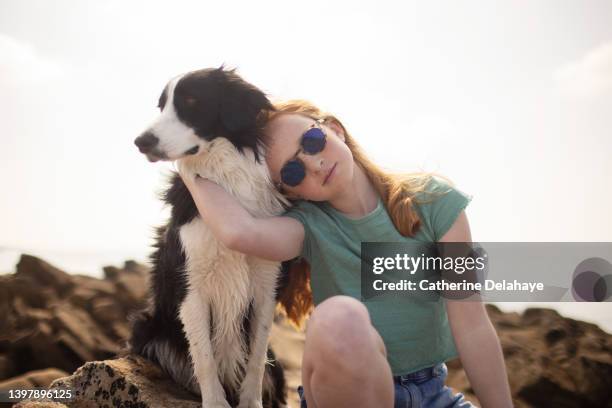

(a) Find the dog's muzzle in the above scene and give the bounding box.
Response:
[134,131,169,162]
[134,131,200,162]
[134,132,159,154]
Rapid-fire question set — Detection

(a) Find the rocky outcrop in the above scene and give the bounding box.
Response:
[447,306,612,407]
[1,254,611,407]
[0,368,69,389]
[0,255,147,381]
[12,356,199,408]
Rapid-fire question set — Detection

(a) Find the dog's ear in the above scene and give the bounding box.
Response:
[219,85,273,133]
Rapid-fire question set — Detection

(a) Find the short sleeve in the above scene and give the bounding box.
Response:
[283,201,314,261]
[414,177,473,241]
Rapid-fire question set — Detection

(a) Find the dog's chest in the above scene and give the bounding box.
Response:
[179,218,279,299]
[175,143,285,300]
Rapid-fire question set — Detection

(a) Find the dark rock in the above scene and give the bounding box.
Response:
[102,266,121,280]
[123,260,149,276]
[0,257,149,382]
[15,255,74,297]
[446,306,612,408]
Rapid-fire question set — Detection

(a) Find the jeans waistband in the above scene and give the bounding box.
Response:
[394,363,444,384]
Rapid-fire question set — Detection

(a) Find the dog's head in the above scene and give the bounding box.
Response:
[134,67,273,162]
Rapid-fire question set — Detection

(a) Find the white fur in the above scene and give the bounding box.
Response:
[146,77,207,160]
[139,71,288,407]
[175,138,288,407]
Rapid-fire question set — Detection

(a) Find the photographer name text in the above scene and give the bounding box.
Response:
[372,279,544,293]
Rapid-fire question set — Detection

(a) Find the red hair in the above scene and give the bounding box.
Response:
[270,100,447,328]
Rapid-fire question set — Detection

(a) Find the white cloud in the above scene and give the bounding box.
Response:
[554,42,612,97]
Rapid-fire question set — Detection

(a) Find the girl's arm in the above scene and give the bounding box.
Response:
[181,175,304,262]
[441,212,513,408]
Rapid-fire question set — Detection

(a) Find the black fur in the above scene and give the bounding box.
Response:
[129,68,286,407]
[171,68,273,161]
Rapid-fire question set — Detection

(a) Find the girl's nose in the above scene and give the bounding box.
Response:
[300,153,324,174]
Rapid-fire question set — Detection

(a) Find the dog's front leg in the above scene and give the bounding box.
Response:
[237,284,278,408]
[180,288,231,408]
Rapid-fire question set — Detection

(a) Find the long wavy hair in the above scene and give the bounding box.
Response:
[268,100,448,327]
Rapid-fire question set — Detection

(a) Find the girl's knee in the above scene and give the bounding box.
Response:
[307,295,370,336]
[305,296,383,361]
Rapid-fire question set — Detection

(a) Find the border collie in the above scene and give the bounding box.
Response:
[130,68,288,408]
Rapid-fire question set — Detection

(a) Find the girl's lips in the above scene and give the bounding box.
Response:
[323,163,337,185]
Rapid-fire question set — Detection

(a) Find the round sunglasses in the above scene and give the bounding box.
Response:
[276,121,327,190]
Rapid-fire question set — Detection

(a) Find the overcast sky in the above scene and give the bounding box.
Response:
[1,1,611,270]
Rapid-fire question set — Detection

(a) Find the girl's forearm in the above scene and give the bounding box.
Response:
[182,175,254,248]
[454,319,513,408]
[180,174,304,261]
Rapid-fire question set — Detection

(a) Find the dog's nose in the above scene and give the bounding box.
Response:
[134,132,159,153]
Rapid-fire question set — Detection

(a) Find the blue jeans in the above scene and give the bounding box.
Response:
[297,363,475,408]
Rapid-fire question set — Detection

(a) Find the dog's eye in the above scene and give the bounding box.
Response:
[185,96,197,106]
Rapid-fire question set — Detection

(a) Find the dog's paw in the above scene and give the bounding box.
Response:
[237,399,264,408]
[202,399,232,408]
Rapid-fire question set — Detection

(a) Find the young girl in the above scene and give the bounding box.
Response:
[180,100,513,408]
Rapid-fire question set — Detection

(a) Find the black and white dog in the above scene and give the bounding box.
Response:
[130,68,288,408]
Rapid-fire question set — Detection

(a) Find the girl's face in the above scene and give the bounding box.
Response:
[265,114,354,201]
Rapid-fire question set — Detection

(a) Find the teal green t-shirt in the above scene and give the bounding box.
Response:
[284,176,472,376]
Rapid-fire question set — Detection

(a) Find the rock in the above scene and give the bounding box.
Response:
[71,275,116,297]
[110,321,131,341]
[123,260,149,276]
[2,255,612,407]
[113,273,148,310]
[19,356,200,408]
[91,297,125,325]
[102,265,121,280]
[0,256,149,383]
[104,260,148,281]
[13,402,69,408]
[0,355,14,380]
[66,276,117,313]
[443,305,612,407]
[0,368,69,389]
[15,255,74,297]
[65,286,100,310]
[52,304,118,357]
[0,369,70,408]
[0,274,55,315]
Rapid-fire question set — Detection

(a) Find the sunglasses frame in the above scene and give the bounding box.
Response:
[276,119,327,191]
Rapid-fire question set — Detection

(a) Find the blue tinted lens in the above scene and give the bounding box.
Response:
[301,127,326,154]
[280,160,306,187]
